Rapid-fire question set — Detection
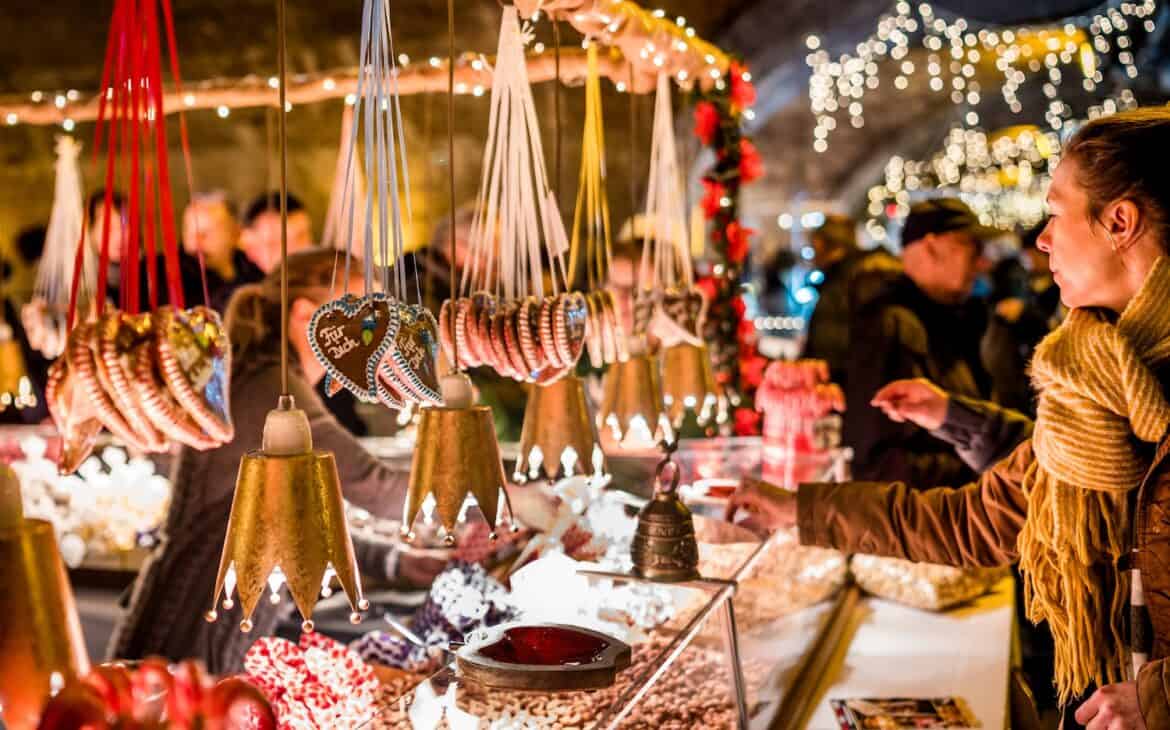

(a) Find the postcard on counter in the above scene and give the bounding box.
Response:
[830,696,980,729]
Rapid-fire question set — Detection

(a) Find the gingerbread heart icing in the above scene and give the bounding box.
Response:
[308,293,398,405]
[155,306,234,443]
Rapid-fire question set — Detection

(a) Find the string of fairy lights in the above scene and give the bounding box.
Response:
[804,0,1158,153]
[1,8,728,130]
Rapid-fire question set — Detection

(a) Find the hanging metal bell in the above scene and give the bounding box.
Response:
[0,322,31,410]
[516,374,606,483]
[660,342,717,428]
[630,453,699,582]
[598,354,672,451]
[0,466,90,730]
[405,374,512,540]
[208,396,367,633]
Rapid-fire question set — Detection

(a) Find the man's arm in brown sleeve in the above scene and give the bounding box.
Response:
[1139,659,1170,727]
[796,440,1033,568]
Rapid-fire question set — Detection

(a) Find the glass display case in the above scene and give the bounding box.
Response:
[370,524,850,729]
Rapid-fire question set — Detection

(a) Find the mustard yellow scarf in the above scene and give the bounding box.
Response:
[1019,256,1170,702]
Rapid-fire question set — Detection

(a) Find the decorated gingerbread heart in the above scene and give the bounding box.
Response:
[308,293,398,405]
[552,292,589,368]
[380,304,442,405]
[45,356,102,475]
[155,306,235,443]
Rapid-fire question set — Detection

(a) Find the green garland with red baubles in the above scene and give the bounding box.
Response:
[690,60,766,435]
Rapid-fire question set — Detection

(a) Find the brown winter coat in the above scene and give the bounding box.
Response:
[798,396,1170,725]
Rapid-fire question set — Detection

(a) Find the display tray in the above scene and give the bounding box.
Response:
[370,531,852,729]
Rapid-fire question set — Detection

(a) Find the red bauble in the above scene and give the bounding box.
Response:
[693,101,720,146]
[730,62,757,110]
[739,139,764,184]
[701,179,727,219]
[734,406,762,436]
[725,221,754,264]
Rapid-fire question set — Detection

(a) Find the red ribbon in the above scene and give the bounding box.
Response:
[68,0,199,332]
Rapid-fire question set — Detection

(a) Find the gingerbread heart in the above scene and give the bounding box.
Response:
[155,306,235,443]
[69,321,151,451]
[381,304,442,405]
[517,296,546,374]
[553,293,589,368]
[633,291,656,336]
[453,298,481,368]
[539,296,566,369]
[46,356,102,474]
[97,312,167,452]
[502,306,532,380]
[375,367,408,410]
[131,338,219,450]
[308,293,398,405]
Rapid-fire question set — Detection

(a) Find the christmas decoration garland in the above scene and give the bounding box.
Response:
[690,61,765,435]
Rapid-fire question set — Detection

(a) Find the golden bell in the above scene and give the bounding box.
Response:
[0,516,91,729]
[598,354,672,451]
[0,322,31,409]
[405,403,512,540]
[208,397,367,632]
[516,375,606,483]
[660,343,718,428]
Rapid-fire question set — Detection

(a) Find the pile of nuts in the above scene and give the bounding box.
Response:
[369,633,769,729]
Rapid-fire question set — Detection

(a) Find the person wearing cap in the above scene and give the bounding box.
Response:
[840,197,999,486]
[800,214,900,387]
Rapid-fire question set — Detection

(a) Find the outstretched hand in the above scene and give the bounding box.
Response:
[871,378,949,431]
[724,477,797,530]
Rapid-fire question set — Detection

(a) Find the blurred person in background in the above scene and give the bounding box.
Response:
[799,214,900,386]
[181,192,263,313]
[842,197,997,485]
[240,192,315,274]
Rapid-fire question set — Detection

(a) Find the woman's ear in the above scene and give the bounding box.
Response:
[1103,199,1142,251]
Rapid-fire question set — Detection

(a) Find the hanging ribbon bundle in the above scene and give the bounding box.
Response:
[307,0,441,413]
[46,0,232,474]
[438,6,587,384]
[320,104,371,256]
[570,42,626,368]
[635,72,707,350]
[24,136,93,360]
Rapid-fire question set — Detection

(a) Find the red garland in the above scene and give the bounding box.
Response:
[690,60,765,435]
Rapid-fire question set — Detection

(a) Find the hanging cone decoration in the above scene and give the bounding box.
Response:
[441,7,584,384]
[405,374,513,540]
[599,354,672,451]
[45,0,234,472]
[0,469,91,730]
[517,374,606,482]
[208,398,367,632]
[661,342,718,428]
[209,0,377,635]
[635,72,707,352]
[23,136,91,360]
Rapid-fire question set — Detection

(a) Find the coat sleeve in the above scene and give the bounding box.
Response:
[1139,659,1170,728]
[930,394,1035,473]
[843,305,972,486]
[796,440,1033,567]
[286,371,410,522]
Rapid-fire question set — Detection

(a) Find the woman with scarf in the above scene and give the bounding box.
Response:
[727,108,1170,729]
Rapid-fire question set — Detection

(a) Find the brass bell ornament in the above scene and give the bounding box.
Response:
[660,342,717,428]
[0,466,91,730]
[630,445,699,582]
[208,397,368,632]
[516,374,606,483]
[404,373,514,541]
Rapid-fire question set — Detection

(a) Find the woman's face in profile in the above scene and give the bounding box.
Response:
[1037,158,1129,310]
